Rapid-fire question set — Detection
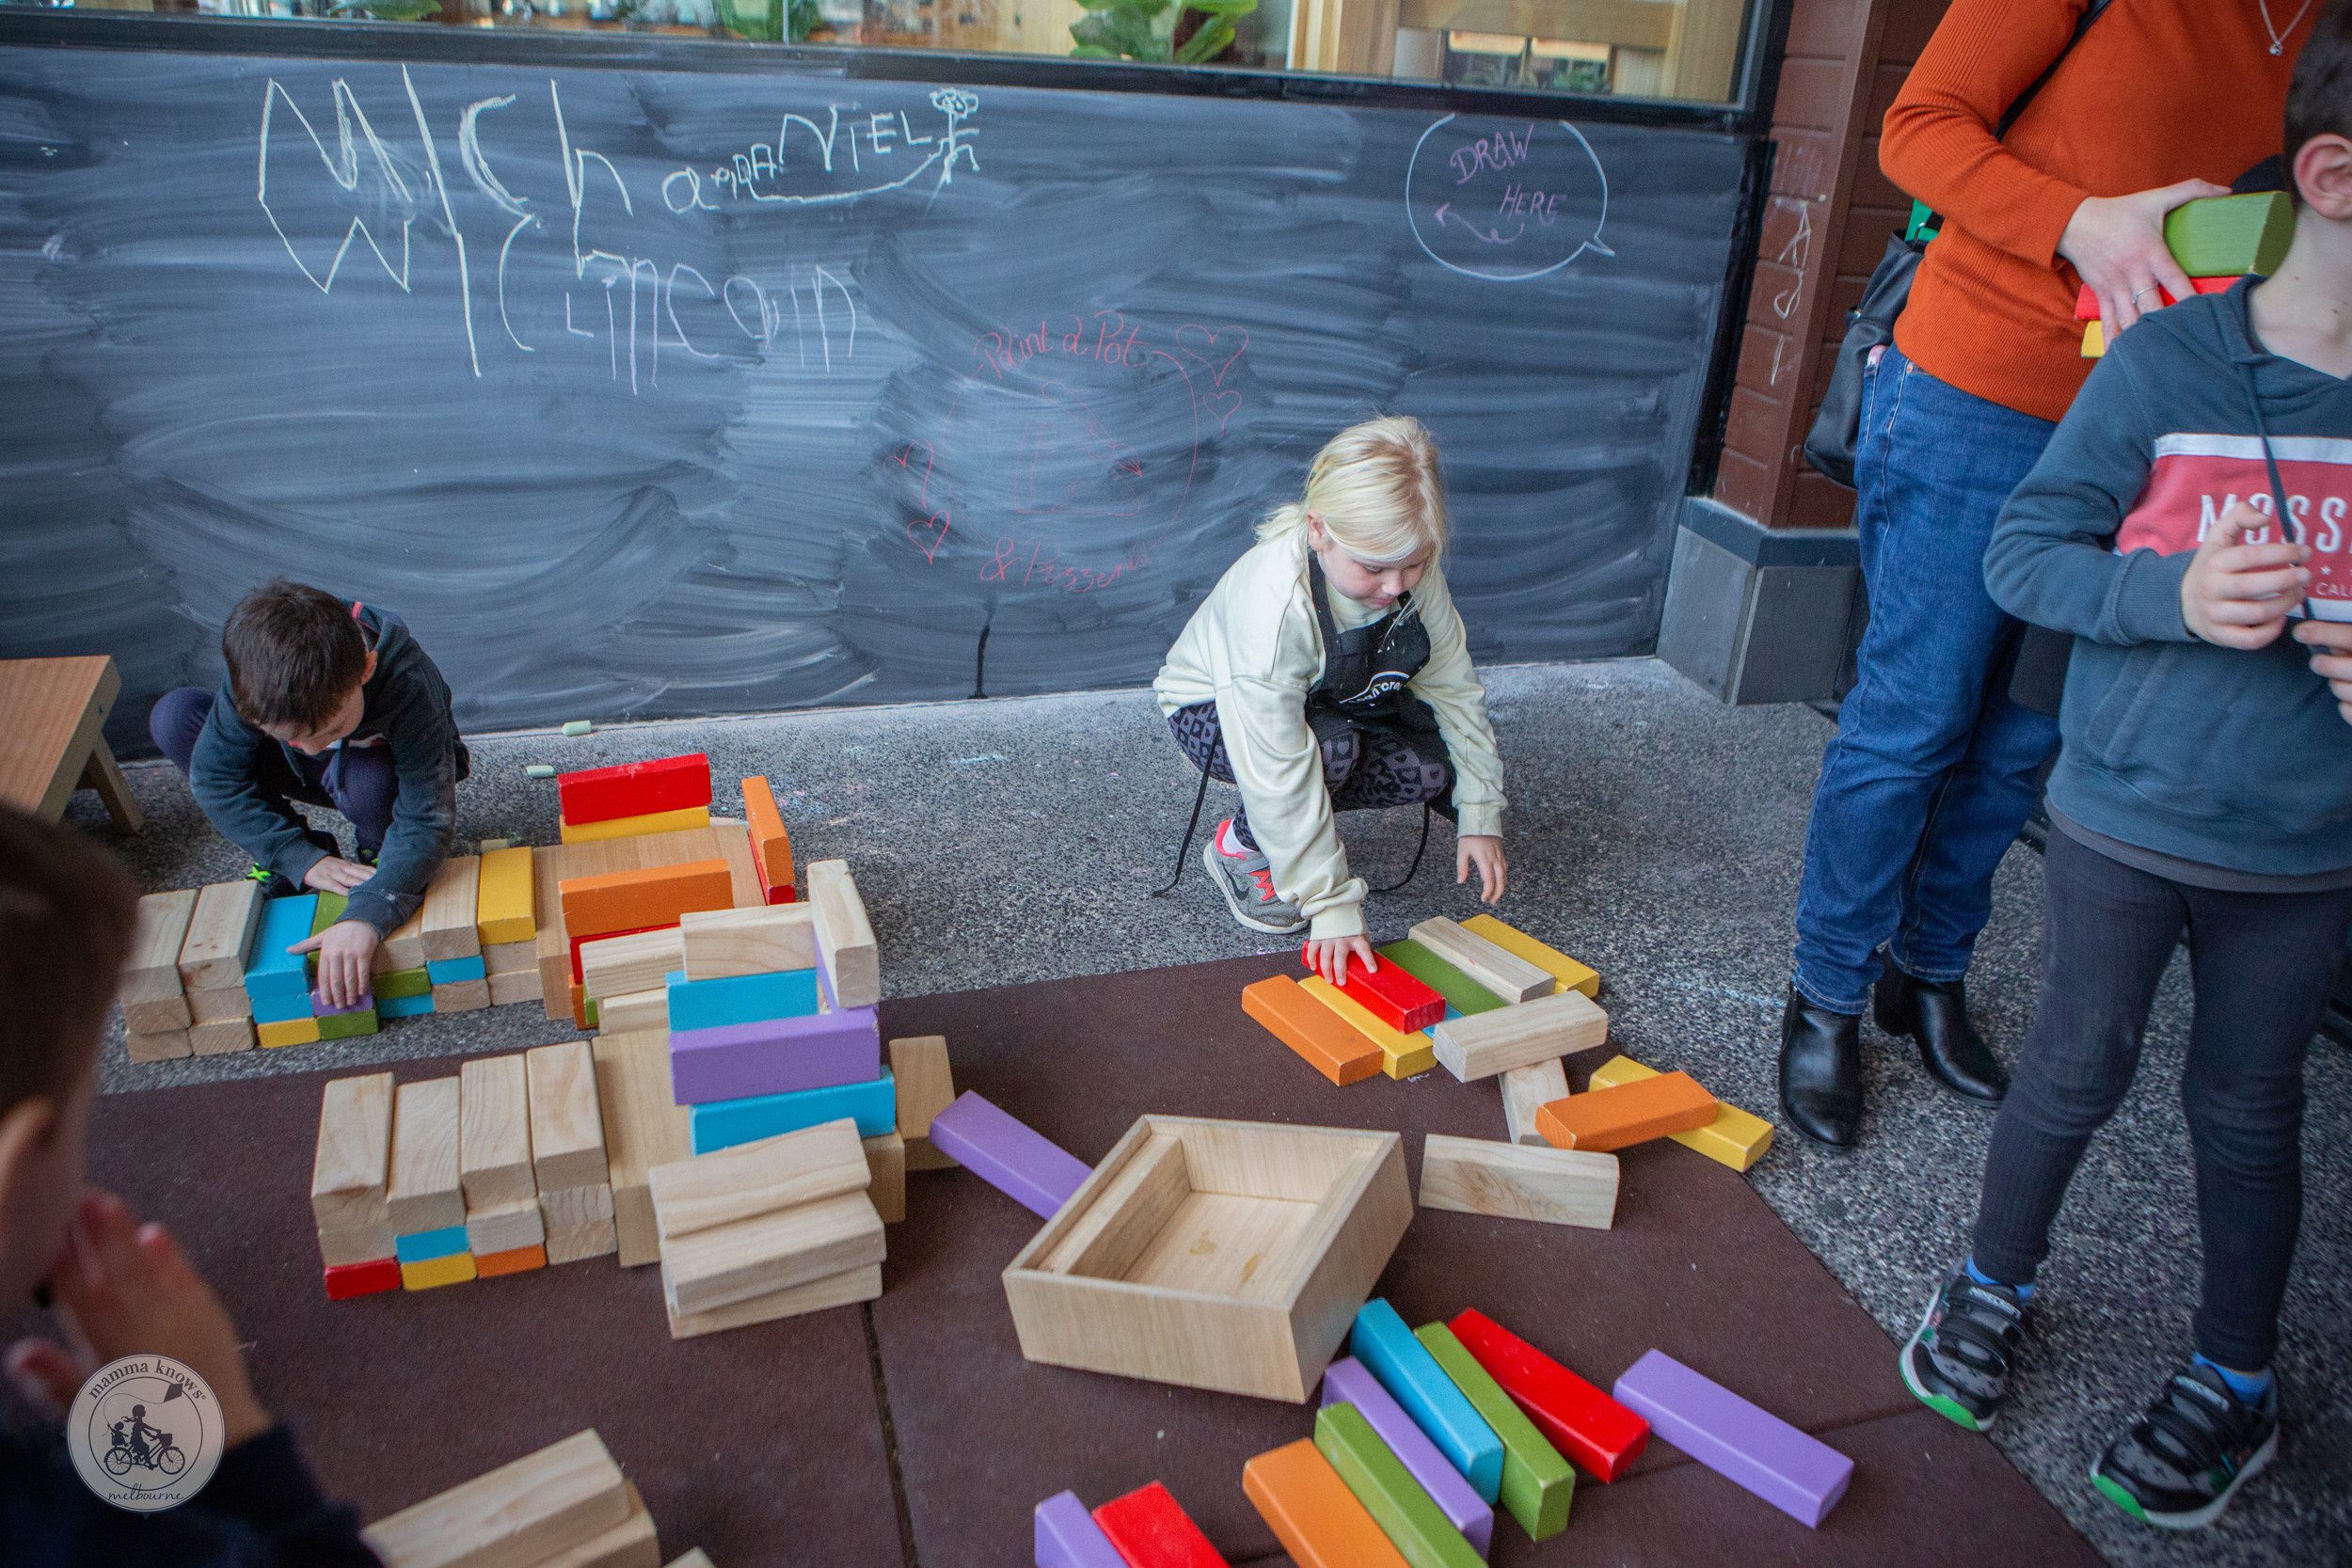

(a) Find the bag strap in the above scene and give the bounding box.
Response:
[1923,0,2115,233]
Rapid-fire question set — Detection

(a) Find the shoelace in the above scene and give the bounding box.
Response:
[2136,1372,2256,1477]
[1933,1275,2026,1378]
[1248,869,1279,903]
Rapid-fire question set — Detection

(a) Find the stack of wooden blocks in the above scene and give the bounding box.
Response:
[359,1427,714,1568]
[2078,190,2289,357]
[558,753,716,845]
[246,892,381,1048]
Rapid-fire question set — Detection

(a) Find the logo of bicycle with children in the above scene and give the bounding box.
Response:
[68,1355,225,1512]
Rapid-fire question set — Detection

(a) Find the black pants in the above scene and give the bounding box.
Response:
[1167,701,1449,850]
[1971,828,2352,1370]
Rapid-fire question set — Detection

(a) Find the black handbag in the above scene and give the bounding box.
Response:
[1802,0,2113,489]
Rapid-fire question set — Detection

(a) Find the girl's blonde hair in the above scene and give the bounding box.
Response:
[1257,416,1448,564]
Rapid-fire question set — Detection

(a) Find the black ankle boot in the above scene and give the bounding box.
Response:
[1779,987,1862,1148]
[1874,968,2009,1104]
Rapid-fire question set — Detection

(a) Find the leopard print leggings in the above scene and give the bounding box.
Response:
[1167,702,1450,851]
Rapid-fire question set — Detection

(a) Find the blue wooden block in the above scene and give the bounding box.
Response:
[377,992,436,1019]
[244,895,319,1001]
[426,953,487,984]
[392,1226,470,1264]
[667,967,821,1033]
[1352,1297,1504,1503]
[250,989,316,1025]
[1420,1006,1464,1041]
[689,1069,897,1154]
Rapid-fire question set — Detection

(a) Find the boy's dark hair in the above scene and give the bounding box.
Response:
[222,579,367,732]
[2287,0,2352,201]
[0,806,136,1115]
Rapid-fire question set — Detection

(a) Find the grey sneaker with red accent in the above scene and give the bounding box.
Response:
[1201,819,1307,935]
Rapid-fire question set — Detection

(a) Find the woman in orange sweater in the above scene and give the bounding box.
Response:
[1780,0,2309,1149]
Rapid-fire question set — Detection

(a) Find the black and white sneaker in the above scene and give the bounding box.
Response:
[1899,1262,2030,1433]
[2090,1364,2279,1530]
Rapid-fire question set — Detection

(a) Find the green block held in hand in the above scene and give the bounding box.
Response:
[2165,191,2295,277]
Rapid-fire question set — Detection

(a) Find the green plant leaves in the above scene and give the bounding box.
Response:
[1173,13,1235,59]
[1071,0,1244,63]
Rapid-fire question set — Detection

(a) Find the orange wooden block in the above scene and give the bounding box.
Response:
[741,776,797,904]
[1536,1070,1717,1153]
[557,860,734,941]
[1241,975,1382,1086]
[475,1242,548,1278]
[1245,1439,1412,1568]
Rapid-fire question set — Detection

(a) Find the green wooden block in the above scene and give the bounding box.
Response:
[1375,941,1506,1016]
[584,996,601,1029]
[1314,1402,1484,1568]
[317,1007,380,1040]
[373,967,432,1000]
[1416,1323,1574,1541]
[310,892,349,934]
[2165,192,2294,277]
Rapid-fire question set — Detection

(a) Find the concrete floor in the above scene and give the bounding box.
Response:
[73,657,2352,1568]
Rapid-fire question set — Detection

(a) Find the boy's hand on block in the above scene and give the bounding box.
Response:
[2058,178,2228,334]
[3,1191,272,1449]
[1458,835,1506,904]
[303,856,375,895]
[2292,618,2352,726]
[1304,934,1377,987]
[2183,501,2308,650]
[291,920,380,1009]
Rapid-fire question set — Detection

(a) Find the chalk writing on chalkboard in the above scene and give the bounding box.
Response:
[1405,115,1611,282]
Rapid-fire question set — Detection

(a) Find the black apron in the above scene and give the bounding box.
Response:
[1303,553,1454,815]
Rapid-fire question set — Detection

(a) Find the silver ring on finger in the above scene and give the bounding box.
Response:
[2131,285,2158,304]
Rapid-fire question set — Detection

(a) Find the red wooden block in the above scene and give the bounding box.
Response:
[1092,1482,1228,1568]
[2073,276,2237,320]
[1450,1307,1649,1482]
[557,753,713,827]
[1308,949,1443,1033]
[324,1258,402,1301]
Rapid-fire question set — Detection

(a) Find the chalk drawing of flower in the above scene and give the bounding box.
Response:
[930,88,979,124]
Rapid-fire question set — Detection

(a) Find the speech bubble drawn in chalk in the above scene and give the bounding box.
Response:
[1406,115,1612,282]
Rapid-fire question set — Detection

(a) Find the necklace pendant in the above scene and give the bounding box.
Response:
[2273,40,2285,53]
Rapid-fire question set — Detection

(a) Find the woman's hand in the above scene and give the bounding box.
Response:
[1457,834,1507,904]
[1303,934,1377,987]
[2058,180,2231,335]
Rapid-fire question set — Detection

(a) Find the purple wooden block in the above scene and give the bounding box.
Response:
[926,1091,1090,1219]
[668,1007,881,1105]
[310,988,373,1018]
[1612,1350,1853,1528]
[1034,1489,1125,1568]
[1322,1355,1495,1558]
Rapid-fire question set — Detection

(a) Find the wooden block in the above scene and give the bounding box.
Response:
[324,1257,402,1300]
[659,1189,885,1315]
[532,1481,657,1568]
[1375,941,1506,1017]
[379,992,435,1020]
[475,1243,549,1281]
[531,826,728,1021]
[593,1030,694,1268]
[123,889,196,1004]
[1449,1308,1649,1483]
[1038,1132,1189,1277]
[467,1197,547,1255]
[189,1019,255,1056]
[401,1252,476,1291]
[475,846,536,946]
[1090,1481,1227,1567]
[559,860,733,942]
[379,904,428,973]
[679,904,816,980]
[432,978,491,1012]
[318,1006,380,1040]
[580,927,688,1003]
[664,1262,880,1339]
[925,1090,1090,1218]
[394,1225,470,1265]
[1035,1489,1128,1568]
[741,775,796,902]
[597,986,668,1034]
[561,805,714,845]
[246,894,319,1002]
[663,1555,715,1568]
[2081,319,2105,358]
[1242,974,1382,1086]
[559,752,712,826]
[1244,1438,1412,1568]
[1416,1322,1574,1541]
[2165,190,2294,277]
[1313,1402,1485,1568]
[1298,974,1436,1079]
[317,1220,397,1269]
[459,1053,537,1207]
[177,880,264,991]
[710,817,764,910]
[485,938,538,975]
[489,970,545,1006]
[123,994,193,1034]
[1587,1055,1773,1171]
[376,965,433,999]
[1536,1071,1716,1154]
[359,1429,632,1568]
[665,968,819,1033]
[527,1040,612,1190]
[1323,953,1445,1033]
[187,985,252,1025]
[1352,1298,1503,1503]
[804,860,878,1008]
[541,1182,619,1263]
[1419,1134,1616,1230]
[1407,917,1554,1004]
[1613,1350,1853,1528]
[1320,1356,1494,1554]
[421,855,483,961]
[124,1026,192,1062]
[1459,915,1598,999]
[1501,1060,1568,1147]
[2073,276,2235,321]
[864,1130,906,1225]
[647,1117,872,1243]
[688,1071,897,1155]
[428,953,487,985]
[1431,990,1608,1084]
[388,1077,467,1233]
[887,1035,958,1168]
[259,1017,322,1049]
[313,1071,394,1227]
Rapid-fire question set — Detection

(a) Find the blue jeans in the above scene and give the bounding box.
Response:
[1790,350,2063,1015]
[149,688,400,856]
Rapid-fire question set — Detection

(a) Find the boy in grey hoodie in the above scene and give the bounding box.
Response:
[1899,8,2352,1530]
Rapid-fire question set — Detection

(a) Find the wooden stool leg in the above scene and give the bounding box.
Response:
[80,737,143,833]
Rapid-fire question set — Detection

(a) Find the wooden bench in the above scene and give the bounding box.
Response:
[0,655,142,831]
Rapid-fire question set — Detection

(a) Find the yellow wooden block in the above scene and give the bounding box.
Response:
[475,845,537,945]
[2081,319,2106,358]
[1586,1054,1772,1171]
[559,806,712,846]
[1461,915,1599,999]
[1300,974,1438,1079]
[258,1017,322,1049]
[399,1251,477,1291]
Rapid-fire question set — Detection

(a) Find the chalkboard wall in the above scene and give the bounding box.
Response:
[0,19,1756,755]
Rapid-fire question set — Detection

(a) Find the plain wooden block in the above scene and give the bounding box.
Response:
[177,880,264,991]
[466,1197,547,1256]
[1244,1438,1412,1568]
[660,1189,885,1316]
[419,855,483,961]
[485,939,538,975]
[316,1220,397,1269]
[189,1019,256,1056]
[388,1078,467,1233]
[187,985,252,1025]
[380,903,429,974]
[123,994,193,1034]
[664,1262,881,1340]
[488,969,545,1006]
[1038,1132,1188,1277]
[124,1026,192,1062]
[1430,990,1610,1083]
[528,1040,612,1190]
[864,1130,906,1224]
[804,860,878,1008]
[1408,917,1555,1004]
[593,1030,694,1268]
[740,775,796,902]
[1459,915,1600,999]
[313,1071,395,1227]
[1297,974,1436,1080]
[560,805,712,846]
[648,1117,872,1243]
[679,904,815,980]
[1536,1071,1717,1154]
[433,978,491,1013]
[459,1054,537,1208]
[1586,1054,1774,1171]
[1419,1134,1617,1230]
[475,847,536,946]
[663,1551,716,1568]
[887,1035,959,1169]
[123,888,196,1004]
[580,927,687,1002]
[559,860,734,942]
[1242,974,1382,1086]
[597,987,668,1034]
[359,1428,631,1568]
[535,1482,660,1568]
[542,1182,619,1263]
[1501,1060,1569,1147]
